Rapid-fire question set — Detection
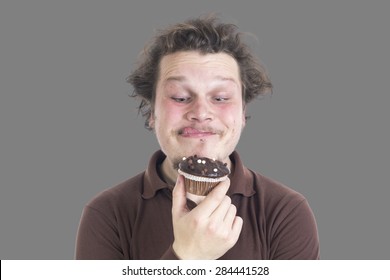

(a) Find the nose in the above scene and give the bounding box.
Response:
[186,97,213,122]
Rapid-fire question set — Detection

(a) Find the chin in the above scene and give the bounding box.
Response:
[176,142,227,159]
[184,150,222,160]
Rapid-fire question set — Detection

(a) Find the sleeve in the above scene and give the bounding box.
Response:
[270,199,320,260]
[75,205,124,260]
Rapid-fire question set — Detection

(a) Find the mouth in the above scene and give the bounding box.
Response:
[178,127,217,138]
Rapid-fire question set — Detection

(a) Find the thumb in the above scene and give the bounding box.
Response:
[172,175,188,219]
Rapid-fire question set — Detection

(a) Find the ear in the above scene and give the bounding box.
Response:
[148,111,155,130]
[242,105,247,128]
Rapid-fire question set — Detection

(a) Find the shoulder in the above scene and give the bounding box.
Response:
[253,170,305,201]
[239,166,319,259]
[85,172,145,213]
[250,170,310,218]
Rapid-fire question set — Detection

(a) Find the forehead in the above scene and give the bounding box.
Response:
[158,51,241,85]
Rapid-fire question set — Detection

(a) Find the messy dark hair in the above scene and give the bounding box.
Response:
[127,14,273,129]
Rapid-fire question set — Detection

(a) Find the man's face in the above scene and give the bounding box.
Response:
[151,51,245,168]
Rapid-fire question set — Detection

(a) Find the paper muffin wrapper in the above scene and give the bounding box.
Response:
[178,169,228,196]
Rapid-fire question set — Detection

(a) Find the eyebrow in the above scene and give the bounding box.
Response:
[164,75,240,85]
[164,76,186,82]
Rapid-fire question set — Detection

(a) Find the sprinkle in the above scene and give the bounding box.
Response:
[202,160,206,164]
[213,168,218,172]
[197,159,202,163]
[182,157,186,160]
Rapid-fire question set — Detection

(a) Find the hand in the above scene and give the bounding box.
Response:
[171,175,243,259]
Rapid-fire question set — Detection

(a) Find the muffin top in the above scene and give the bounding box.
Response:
[178,155,230,178]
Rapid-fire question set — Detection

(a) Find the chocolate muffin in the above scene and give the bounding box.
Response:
[178,155,230,195]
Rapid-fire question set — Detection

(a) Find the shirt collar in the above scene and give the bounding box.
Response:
[142,150,170,199]
[142,150,255,199]
[228,151,256,197]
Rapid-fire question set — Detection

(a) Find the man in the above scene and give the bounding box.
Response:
[75,15,320,260]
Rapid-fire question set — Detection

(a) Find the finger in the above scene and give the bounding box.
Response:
[228,216,243,245]
[193,178,230,216]
[223,202,237,224]
[210,195,232,221]
[172,175,188,219]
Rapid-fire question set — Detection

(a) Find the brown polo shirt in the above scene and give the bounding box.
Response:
[75,150,319,259]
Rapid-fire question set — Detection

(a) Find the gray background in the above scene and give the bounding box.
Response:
[1,0,389,259]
